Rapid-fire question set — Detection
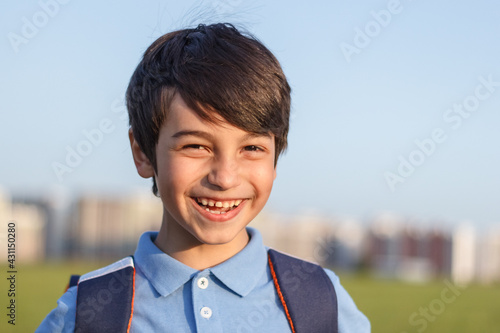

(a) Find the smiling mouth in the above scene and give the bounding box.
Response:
[195,197,243,214]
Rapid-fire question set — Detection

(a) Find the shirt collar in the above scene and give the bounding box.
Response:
[134,231,198,297]
[210,227,268,297]
[134,227,268,298]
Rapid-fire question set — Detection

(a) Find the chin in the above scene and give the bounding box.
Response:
[193,227,247,246]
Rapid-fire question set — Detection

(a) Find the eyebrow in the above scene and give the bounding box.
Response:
[172,130,213,140]
[172,130,272,141]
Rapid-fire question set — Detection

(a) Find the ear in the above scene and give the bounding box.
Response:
[129,129,155,179]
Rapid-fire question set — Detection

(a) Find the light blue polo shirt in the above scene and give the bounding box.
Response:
[36,227,370,332]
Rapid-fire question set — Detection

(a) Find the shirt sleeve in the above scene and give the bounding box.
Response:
[35,286,77,333]
[324,268,371,333]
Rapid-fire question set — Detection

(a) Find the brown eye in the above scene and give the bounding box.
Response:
[244,145,261,152]
[184,144,204,150]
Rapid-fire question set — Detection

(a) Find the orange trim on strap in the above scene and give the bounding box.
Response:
[268,255,296,333]
[126,266,136,333]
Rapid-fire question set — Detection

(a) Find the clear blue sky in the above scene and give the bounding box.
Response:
[1,0,499,229]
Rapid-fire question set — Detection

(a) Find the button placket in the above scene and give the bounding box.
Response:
[192,271,222,330]
[192,272,223,331]
[197,276,211,320]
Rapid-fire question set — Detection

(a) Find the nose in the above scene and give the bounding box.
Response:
[207,156,241,190]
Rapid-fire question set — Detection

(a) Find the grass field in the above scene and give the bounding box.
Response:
[341,273,500,333]
[1,262,499,332]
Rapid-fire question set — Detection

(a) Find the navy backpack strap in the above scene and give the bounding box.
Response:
[67,274,80,290]
[74,256,135,333]
[268,249,338,333]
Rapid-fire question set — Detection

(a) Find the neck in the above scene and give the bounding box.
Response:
[154,215,249,270]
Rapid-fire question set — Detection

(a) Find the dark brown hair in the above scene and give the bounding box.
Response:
[126,23,291,195]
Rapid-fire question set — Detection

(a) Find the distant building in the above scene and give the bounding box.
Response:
[427,229,452,276]
[70,191,162,259]
[251,211,336,262]
[476,227,500,284]
[0,187,47,263]
[43,186,73,260]
[368,213,405,279]
[323,219,367,272]
[451,224,476,285]
[251,211,365,270]
[12,202,46,263]
[367,214,454,282]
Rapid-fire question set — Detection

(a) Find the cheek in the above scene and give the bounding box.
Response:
[249,163,276,195]
[156,157,181,197]
[158,157,206,193]
[157,160,192,216]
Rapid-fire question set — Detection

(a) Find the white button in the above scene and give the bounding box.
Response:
[200,306,212,319]
[197,277,209,289]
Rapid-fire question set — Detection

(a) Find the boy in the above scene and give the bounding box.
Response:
[37,23,370,332]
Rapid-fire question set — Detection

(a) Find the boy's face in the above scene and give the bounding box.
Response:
[136,94,276,247]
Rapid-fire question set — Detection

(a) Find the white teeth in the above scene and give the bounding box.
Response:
[205,207,221,214]
[197,198,243,210]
